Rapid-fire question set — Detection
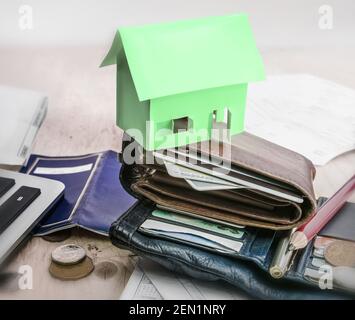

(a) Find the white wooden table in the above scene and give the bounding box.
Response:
[0,46,354,299]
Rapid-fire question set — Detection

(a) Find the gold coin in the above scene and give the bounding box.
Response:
[324,240,355,267]
[49,256,94,280]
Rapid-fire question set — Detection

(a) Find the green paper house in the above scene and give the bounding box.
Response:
[101,14,264,150]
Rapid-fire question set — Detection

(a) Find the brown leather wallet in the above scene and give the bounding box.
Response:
[121,132,317,230]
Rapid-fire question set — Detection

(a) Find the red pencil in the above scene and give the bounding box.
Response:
[289,174,355,251]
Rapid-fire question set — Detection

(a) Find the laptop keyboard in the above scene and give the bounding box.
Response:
[0,177,15,198]
[0,176,41,234]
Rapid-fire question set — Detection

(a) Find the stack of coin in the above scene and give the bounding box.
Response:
[49,244,94,280]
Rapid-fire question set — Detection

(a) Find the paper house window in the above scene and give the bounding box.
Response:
[172,116,193,133]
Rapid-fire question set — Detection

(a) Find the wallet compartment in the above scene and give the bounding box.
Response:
[131,169,303,230]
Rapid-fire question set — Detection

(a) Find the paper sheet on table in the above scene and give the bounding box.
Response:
[245,74,355,166]
[0,85,47,165]
[119,263,162,300]
[120,259,249,300]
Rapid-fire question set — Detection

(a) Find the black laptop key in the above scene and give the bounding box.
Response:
[0,186,41,234]
[0,177,15,198]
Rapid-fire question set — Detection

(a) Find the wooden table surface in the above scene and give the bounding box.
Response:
[0,46,354,299]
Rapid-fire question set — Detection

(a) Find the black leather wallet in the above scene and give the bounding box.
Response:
[110,162,354,299]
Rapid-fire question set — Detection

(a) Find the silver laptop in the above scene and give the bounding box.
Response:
[0,169,64,265]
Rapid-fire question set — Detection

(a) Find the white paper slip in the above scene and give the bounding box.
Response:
[0,85,48,165]
[140,218,243,253]
[185,179,244,191]
[33,164,93,175]
[164,160,237,186]
[155,152,303,204]
[165,160,249,191]
[246,74,355,166]
[170,148,298,193]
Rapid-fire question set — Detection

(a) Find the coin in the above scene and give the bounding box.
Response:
[51,244,86,265]
[314,236,337,249]
[49,256,94,280]
[324,240,355,267]
[42,229,72,243]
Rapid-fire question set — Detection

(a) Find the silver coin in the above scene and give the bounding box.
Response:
[51,244,86,265]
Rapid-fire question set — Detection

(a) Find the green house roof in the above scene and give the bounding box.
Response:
[101,14,264,101]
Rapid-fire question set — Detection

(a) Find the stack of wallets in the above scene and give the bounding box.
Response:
[109,132,355,299]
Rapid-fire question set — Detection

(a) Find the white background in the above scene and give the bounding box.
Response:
[0,0,354,48]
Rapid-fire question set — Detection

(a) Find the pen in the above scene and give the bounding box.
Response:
[289,174,355,251]
[269,228,296,278]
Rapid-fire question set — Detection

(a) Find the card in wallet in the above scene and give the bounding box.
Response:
[120,132,317,230]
